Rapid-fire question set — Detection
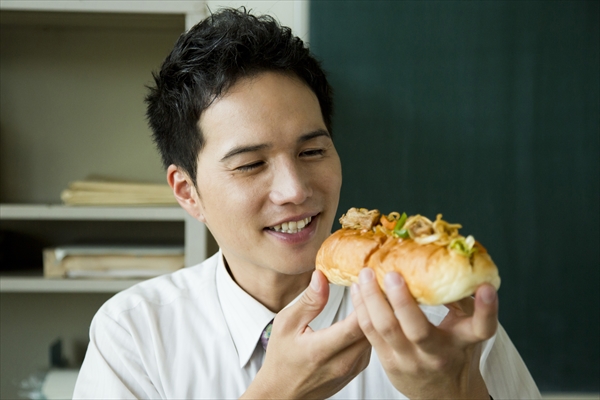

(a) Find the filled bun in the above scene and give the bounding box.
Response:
[316,208,501,305]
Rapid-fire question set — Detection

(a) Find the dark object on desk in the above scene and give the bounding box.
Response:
[0,230,43,271]
[50,338,69,368]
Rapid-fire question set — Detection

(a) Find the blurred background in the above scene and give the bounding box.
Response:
[1,0,598,398]
[310,0,599,395]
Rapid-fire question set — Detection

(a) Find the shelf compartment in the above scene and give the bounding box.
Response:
[0,204,212,269]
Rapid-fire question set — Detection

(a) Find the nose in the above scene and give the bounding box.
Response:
[269,159,312,205]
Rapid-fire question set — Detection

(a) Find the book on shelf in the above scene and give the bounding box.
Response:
[60,179,177,206]
[43,245,184,279]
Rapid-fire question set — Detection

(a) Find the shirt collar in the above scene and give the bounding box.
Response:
[216,251,345,368]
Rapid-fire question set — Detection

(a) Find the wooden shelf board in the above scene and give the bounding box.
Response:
[0,204,186,221]
[0,275,144,293]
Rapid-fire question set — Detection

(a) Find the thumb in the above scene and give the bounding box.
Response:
[277,270,330,332]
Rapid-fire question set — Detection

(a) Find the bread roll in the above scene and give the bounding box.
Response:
[315,208,501,305]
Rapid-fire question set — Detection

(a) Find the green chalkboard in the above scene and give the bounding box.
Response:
[310,0,599,392]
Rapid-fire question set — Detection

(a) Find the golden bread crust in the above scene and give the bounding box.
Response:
[316,228,501,305]
[315,229,387,286]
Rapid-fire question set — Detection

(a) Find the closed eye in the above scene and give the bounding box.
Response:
[236,161,265,172]
[300,149,325,157]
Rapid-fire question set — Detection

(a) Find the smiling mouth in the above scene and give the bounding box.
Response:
[268,216,313,234]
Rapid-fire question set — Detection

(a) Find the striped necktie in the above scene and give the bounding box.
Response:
[260,320,273,350]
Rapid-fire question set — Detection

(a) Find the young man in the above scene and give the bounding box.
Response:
[73,8,540,399]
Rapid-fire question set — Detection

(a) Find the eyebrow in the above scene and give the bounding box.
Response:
[220,143,269,162]
[299,129,330,143]
[219,129,330,162]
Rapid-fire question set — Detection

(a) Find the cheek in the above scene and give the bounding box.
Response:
[200,175,266,224]
[319,157,343,198]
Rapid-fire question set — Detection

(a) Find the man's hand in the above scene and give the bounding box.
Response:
[242,270,371,399]
[351,268,498,399]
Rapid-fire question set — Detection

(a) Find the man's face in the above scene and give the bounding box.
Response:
[195,72,342,281]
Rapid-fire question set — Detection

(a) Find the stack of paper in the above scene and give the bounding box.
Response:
[61,180,177,205]
[43,245,184,279]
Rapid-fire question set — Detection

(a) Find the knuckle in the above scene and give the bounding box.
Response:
[385,361,402,376]
[358,317,376,335]
[342,325,361,342]
[333,353,365,379]
[359,358,370,374]
[358,349,372,372]
[407,325,432,344]
[306,345,323,363]
[473,318,498,341]
[476,325,497,341]
[300,341,325,366]
[300,291,320,309]
[378,320,400,339]
[429,356,450,371]
[334,360,353,377]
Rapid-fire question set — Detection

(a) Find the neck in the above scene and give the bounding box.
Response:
[223,256,312,313]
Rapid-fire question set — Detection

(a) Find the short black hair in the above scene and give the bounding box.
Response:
[145,7,334,184]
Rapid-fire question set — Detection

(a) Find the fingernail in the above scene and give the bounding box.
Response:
[384,272,404,289]
[359,268,374,284]
[481,287,496,304]
[310,270,321,292]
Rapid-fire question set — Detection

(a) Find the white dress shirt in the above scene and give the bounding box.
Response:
[73,251,541,399]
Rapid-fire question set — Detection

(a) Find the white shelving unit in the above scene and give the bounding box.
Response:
[0,2,307,398]
[0,4,204,399]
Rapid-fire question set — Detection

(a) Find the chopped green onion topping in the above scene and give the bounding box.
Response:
[392,213,408,238]
[395,229,410,239]
[449,235,477,256]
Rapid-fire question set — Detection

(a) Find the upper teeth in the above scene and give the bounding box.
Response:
[271,216,312,233]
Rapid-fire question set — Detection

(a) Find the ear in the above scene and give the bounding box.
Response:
[167,164,206,223]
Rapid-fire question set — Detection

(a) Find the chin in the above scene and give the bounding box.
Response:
[269,253,317,276]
